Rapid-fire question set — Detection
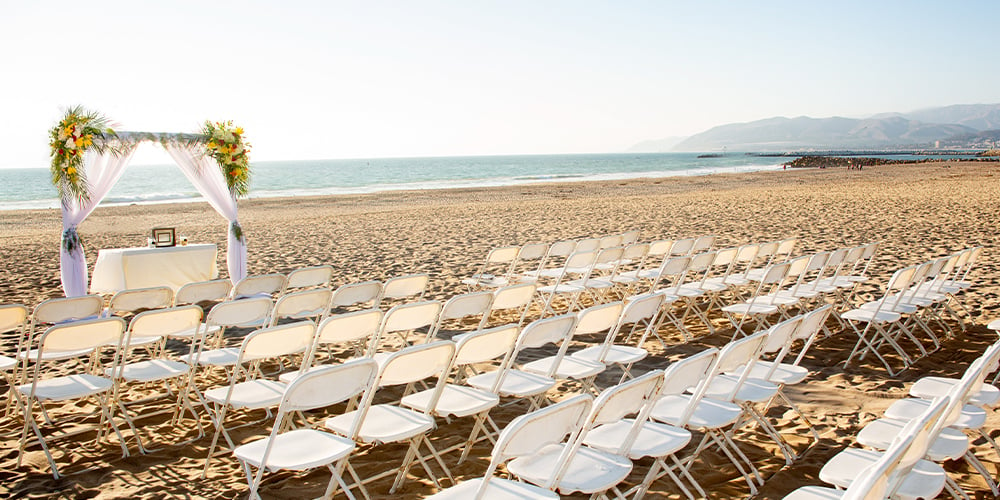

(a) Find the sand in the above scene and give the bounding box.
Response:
[1,160,999,498]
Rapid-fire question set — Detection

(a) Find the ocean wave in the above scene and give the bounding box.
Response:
[102,192,203,205]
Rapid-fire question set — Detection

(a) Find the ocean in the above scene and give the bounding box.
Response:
[0,152,965,211]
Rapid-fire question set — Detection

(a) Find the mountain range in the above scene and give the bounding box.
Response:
[630,104,1000,152]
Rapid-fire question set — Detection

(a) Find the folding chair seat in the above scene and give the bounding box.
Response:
[380,273,430,308]
[231,273,287,300]
[324,340,457,494]
[536,250,598,317]
[330,280,382,312]
[522,302,617,394]
[818,396,950,500]
[722,261,792,340]
[401,324,520,463]
[174,278,232,307]
[571,293,664,383]
[375,300,442,352]
[104,286,174,319]
[909,338,1000,407]
[108,306,207,452]
[201,321,317,474]
[583,368,702,500]
[284,264,333,291]
[15,317,132,478]
[466,315,575,411]
[267,287,332,326]
[233,359,378,500]
[487,282,536,326]
[425,394,591,500]
[650,334,770,495]
[508,374,663,499]
[746,305,832,389]
[462,245,521,290]
[427,291,493,340]
[752,255,816,318]
[774,237,798,260]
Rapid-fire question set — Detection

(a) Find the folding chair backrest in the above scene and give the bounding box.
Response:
[794,305,833,342]
[670,237,697,256]
[518,314,577,350]
[647,239,675,258]
[713,331,769,401]
[285,265,334,290]
[733,243,760,272]
[378,340,456,387]
[754,241,780,266]
[621,293,665,325]
[382,300,442,335]
[548,239,579,259]
[621,242,650,263]
[594,246,625,268]
[758,261,791,286]
[32,295,104,326]
[620,230,641,245]
[270,288,332,325]
[241,321,316,362]
[453,324,519,366]
[493,394,592,463]
[775,238,797,259]
[805,251,830,273]
[599,234,624,250]
[128,305,203,343]
[232,273,287,300]
[843,419,917,500]
[686,251,716,277]
[317,309,383,356]
[37,317,126,358]
[888,396,950,494]
[656,256,692,284]
[590,370,663,429]
[784,256,811,281]
[0,304,29,334]
[381,273,429,302]
[662,348,719,426]
[108,286,174,316]
[476,246,520,280]
[330,280,382,309]
[280,358,378,413]
[711,246,738,268]
[760,315,804,356]
[575,301,625,338]
[517,243,549,263]
[491,283,536,310]
[206,297,273,328]
[692,235,717,253]
[440,291,494,322]
[574,238,601,253]
[175,279,232,306]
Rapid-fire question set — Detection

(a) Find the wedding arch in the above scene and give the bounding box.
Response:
[50,106,252,296]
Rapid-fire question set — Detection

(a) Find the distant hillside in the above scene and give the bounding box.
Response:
[633,103,999,152]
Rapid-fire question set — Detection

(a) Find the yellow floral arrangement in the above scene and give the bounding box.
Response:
[203,120,251,198]
[49,106,116,203]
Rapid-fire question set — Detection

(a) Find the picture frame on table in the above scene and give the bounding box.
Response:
[151,227,176,248]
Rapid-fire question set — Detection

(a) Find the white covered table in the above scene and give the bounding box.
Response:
[90,244,219,293]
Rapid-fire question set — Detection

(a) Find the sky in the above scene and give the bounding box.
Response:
[2,0,998,168]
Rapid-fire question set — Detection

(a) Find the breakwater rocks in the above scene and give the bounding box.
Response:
[784,155,999,169]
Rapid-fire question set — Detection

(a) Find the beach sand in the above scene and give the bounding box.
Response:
[1,160,999,498]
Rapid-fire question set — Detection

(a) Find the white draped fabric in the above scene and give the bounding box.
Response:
[59,139,247,297]
[60,147,138,296]
[164,143,247,285]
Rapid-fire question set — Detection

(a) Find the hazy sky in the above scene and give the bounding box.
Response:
[2,1,997,168]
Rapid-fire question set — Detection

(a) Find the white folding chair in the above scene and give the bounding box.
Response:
[178,297,274,368]
[521,239,578,284]
[536,250,599,317]
[303,309,384,366]
[233,359,378,500]
[110,305,206,451]
[284,264,333,290]
[324,341,457,494]
[268,287,332,326]
[427,291,494,340]
[510,242,550,284]
[401,325,520,463]
[571,293,666,383]
[507,374,663,499]
[15,317,130,478]
[841,265,921,375]
[201,321,317,475]
[722,261,791,340]
[466,315,575,411]
[17,295,104,384]
[522,302,616,395]
[330,280,383,312]
[425,394,591,500]
[462,245,521,290]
